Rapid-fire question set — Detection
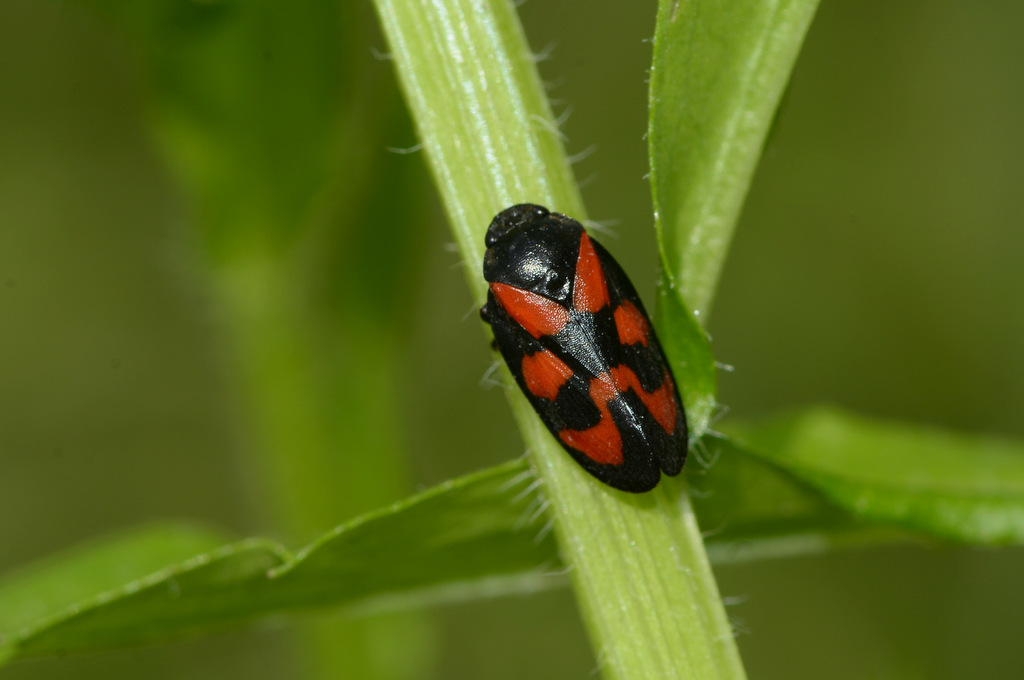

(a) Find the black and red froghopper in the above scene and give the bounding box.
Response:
[480,204,688,493]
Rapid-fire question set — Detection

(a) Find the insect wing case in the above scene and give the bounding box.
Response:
[482,204,687,493]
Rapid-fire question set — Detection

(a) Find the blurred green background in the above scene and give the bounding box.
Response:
[2,0,1022,678]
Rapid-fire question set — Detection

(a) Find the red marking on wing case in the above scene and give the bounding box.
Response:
[559,379,623,465]
[572,233,611,313]
[613,300,650,346]
[491,282,570,338]
[560,376,622,464]
[521,350,574,401]
[610,366,678,435]
[560,413,622,466]
[558,365,679,466]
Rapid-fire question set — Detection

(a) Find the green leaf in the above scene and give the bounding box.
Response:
[0,454,873,665]
[14,416,995,664]
[689,439,914,565]
[721,407,1024,544]
[0,461,557,663]
[649,0,821,317]
[0,454,873,664]
[655,278,717,437]
[0,524,230,641]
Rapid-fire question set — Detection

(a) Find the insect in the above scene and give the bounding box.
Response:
[480,204,687,493]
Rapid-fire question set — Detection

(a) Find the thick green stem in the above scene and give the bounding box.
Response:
[372,1,743,677]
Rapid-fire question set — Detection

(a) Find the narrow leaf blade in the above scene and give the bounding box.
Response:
[0,461,558,662]
[656,277,717,437]
[722,407,1024,544]
[650,0,821,316]
[6,422,982,665]
[0,524,231,638]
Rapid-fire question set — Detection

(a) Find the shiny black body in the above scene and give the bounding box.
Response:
[480,204,687,492]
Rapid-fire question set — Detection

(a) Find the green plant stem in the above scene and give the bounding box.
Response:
[372,1,743,677]
[213,255,432,679]
[124,1,434,675]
